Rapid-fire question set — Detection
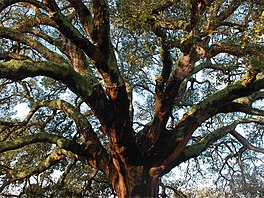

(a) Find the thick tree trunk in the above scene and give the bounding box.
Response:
[110,165,160,198]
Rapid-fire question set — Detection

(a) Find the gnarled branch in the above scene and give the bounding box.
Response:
[230,129,264,154]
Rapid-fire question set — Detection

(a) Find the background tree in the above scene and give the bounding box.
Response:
[0,0,263,197]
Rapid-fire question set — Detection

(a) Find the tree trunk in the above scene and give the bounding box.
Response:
[109,165,160,198]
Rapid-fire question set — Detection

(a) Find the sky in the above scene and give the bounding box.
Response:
[12,103,30,119]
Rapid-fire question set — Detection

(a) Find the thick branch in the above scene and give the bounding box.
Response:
[147,41,174,147]
[0,59,110,123]
[189,0,199,29]
[8,8,83,69]
[25,27,96,76]
[0,0,46,13]
[0,60,71,80]
[183,123,237,160]
[156,44,173,89]
[42,0,102,64]
[39,99,103,151]
[0,61,109,159]
[68,0,94,37]
[219,91,264,116]
[43,0,124,93]
[0,59,134,168]
[0,132,74,154]
[0,26,67,64]
[91,0,125,89]
[0,129,111,175]
[192,60,235,74]
[157,71,264,173]
[91,0,110,47]
[160,117,264,176]
[145,14,197,150]
[207,44,264,59]
[221,102,264,116]
[217,0,243,23]
[0,52,29,61]
[0,59,98,94]
[2,148,65,181]
[180,71,263,131]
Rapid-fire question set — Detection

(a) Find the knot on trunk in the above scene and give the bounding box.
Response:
[106,83,121,101]
[149,165,165,178]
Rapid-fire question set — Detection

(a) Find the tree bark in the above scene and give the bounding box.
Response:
[109,165,160,198]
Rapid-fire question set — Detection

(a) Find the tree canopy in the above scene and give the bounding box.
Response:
[0,0,263,197]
